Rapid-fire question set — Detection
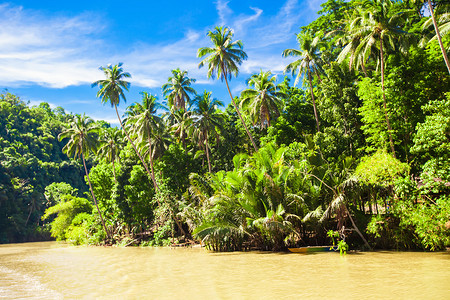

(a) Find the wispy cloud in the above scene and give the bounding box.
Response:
[307,0,325,11]
[0,4,105,88]
[90,114,120,125]
[120,33,208,88]
[27,99,57,109]
[216,0,232,26]
[1,1,325,92]
[232,82,247,95]
[233,7,263,33]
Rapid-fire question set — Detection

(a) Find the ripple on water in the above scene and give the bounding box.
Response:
[0,266,62,299]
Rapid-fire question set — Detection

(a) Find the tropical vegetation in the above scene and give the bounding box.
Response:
[1,0,449,252]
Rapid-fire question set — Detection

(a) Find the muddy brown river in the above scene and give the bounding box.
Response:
[0,242,449,299]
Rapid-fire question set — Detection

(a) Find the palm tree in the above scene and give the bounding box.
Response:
[162,69,197,111]
[170,108,193,149]
[240,71,284,129]
[191,91,225,173]
[197,26,258,152]
[97,127,122,184]
[92,63,155,185]
[126,92,163,190]
[338,0,413,157]
[149,120,172,162]
[420,0,450,74]
[58,114,110,239]
[283,33,324,132]
[335,32,373,77]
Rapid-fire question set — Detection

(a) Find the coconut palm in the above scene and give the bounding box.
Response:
[283,33,324,132]
[338,0,413,157]
[335,31,373,77]
[420,0,450,74]
[170,108,193,149]
[58,114,110,239]
[197,26,258,152]
[97,127,123,184]
[126,92,164,190]
[191,91,225,173]
[240,71,284,129]
[162,69,197,111]
[92,63,155,185]
[149,120,172,161]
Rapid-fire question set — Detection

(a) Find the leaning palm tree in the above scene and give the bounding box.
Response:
[197,26,258,152]
[58,114,110,239]
[97,127,123,184]
[191,91,225,173]
[162,69,197,111]
[92,63,155,185]
[283,33,324,132]
[338,0,413,157]
[419,0,450,74]
[240,71,284,129]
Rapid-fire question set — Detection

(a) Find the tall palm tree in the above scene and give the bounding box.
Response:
[126,92,163,190]
[283,33,324,132]
[92,63,155,185]
[191,91,225,173]
[58,114,110,239]
[162,69,197,111]
[97,127,122,184]
[197,26,258,152]
[240,71,284,129]
[339,0,412,157]
[420,0,450,74]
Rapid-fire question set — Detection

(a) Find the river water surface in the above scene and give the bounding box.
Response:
[0,242,449,299]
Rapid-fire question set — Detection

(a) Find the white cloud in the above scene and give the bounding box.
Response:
[307,0,325,11]
[0,1,325,91]
[27,99,57,109]
[232,82,247,95]
[0,4,103,88]
[215,0,232,25]
[239,0,302,49]
[233,7,263,33]
[119,32,209,89]
[90,114,120,126]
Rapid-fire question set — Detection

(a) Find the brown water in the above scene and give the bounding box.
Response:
[0,242,449,299]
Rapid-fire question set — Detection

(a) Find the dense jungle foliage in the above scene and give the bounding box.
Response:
[1,0,449,251]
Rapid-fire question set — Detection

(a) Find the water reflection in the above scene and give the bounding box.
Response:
[0,242,449,299]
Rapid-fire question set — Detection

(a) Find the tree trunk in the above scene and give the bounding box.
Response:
[25,200,34,226]
[82,152,110,240]
[181,131,186,149]
[380,38,396,158]
[344,205,371,249]
[205,132,212,173]
[114,104,159,190]
[428,0,450,74]
[361,61,369,77]
[224,74,258,152]
[112,159,117,184]
[147,135,159,191]
[308,71,321,132]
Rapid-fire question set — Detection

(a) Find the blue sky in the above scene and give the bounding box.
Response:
[1,0,325,124]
